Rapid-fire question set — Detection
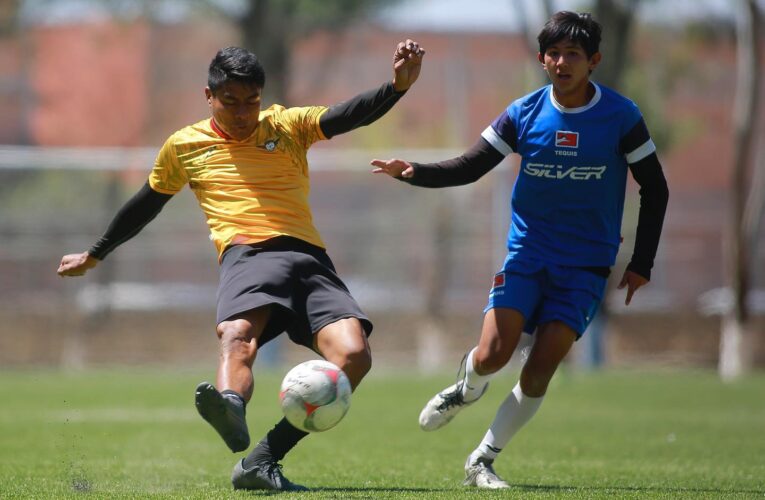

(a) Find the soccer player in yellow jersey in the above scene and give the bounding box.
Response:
[57,40,425,491]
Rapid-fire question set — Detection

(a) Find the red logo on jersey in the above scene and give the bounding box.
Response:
[555,131,579,148]
[493,272,505,288]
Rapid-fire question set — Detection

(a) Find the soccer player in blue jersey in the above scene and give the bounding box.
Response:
[372,11,668,489]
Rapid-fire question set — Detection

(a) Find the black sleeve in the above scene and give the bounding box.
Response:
[88,182,173,260]
[319,81,406,139]
[626,153,669,280]
[620,117,651,156]
[402,137,506,188]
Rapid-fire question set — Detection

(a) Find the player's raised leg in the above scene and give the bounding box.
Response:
[419,308,525,431]
[232,317,370,491]
[313,317,372,390]
[464,320,576,488]
[196,306,270,453]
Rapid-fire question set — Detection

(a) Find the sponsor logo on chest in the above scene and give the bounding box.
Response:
[555,130,579,148]
[521,129,606,180]
[523,163,607,181]
[555,130,579,157]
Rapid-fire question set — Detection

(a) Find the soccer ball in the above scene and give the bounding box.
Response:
[279,360,351,432]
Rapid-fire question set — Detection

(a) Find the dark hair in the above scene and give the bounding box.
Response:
[208,47,265,92]
[537,11,602,58]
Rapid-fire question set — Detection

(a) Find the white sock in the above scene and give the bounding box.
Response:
[472,382,544,460]
[461,347,494,402]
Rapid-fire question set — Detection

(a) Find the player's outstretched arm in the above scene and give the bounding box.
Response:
[371,137,505,188]
[57,182,173,278]
[318,39,424,139]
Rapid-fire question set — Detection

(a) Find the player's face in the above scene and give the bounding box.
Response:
[205,81,262,141]
[538,41,601,107]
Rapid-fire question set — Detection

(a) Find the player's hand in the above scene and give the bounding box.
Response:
[392,39,425,92]
[370,158,414,179]
[57,252,99,277]
[617,269,649,306]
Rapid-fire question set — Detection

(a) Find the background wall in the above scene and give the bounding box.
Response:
[0,0,763,371]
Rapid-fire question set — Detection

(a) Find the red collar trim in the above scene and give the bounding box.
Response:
[210,118,232,140]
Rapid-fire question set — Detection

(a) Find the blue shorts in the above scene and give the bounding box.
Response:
[484,256,608,338]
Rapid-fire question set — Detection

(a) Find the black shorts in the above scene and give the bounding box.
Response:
[216,236,373,349]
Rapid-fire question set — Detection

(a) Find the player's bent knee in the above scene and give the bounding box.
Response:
[216,318,254,339]
[216,320,257,361]
[343,343,372,373]
[474,346,513,375]
[335,345,372,389]
[520,366,554,397]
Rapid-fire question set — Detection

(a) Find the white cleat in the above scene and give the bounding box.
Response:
[463,455,510,489]
[418,353,488,431]
[419,382,475,431]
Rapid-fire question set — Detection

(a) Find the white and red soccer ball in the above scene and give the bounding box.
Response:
[279,360,351,432]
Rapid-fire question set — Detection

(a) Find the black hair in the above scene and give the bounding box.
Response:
[207,47,265,92]
[537,11,602,58]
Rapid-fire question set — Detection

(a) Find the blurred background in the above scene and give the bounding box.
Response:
[0,0,763,377]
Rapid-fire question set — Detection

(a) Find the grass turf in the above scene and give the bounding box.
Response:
[0,366,763,498]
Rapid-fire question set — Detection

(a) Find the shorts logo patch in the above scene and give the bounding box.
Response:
[492,272,506,288]
[555,130,579,148]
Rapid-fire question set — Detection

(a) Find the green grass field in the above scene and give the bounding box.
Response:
[0,366,763,499]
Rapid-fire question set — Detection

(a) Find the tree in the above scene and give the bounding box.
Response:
[594,0,641,89]
[225,0,393,105]
[0,0,20,35]
[26,0,393,106]
[720,0,762,380]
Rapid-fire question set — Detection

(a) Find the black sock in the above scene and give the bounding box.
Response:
[242,418,308,468]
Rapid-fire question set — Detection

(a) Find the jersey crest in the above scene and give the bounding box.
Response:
[555,130,579,148]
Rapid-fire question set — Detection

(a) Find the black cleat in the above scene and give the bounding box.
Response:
[231,458,309,491]
[194,382,250,452]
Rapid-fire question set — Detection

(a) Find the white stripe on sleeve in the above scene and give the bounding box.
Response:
[625,138,656,164]
[481,126,513,156]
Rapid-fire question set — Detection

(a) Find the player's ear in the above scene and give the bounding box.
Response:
[537,52,544,65]
[204,87,213,104]
[589,52,602,71]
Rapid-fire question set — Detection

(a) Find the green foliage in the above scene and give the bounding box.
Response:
[0,367,763,498]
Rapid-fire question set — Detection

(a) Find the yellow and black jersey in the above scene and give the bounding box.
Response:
[149,105,329,258]
[87,81,407,262]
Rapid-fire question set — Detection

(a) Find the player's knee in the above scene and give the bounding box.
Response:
[474,345,513,375]
[217,318,251,339]
[216,320,257,360]
[336,343,372,388]
[346,343,372,375]
[519,364,554,397]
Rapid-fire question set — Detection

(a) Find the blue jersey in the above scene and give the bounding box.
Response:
[481,83,656,267]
